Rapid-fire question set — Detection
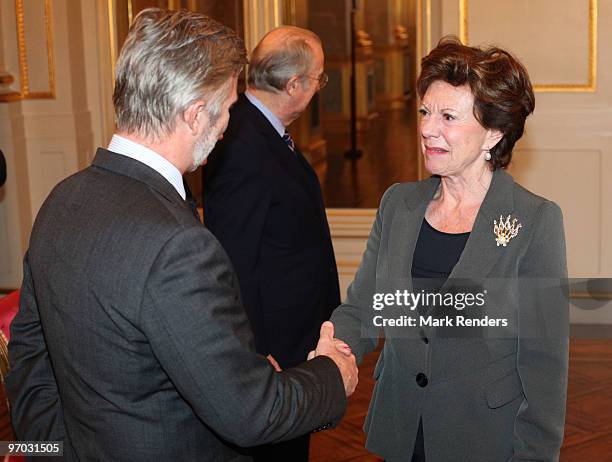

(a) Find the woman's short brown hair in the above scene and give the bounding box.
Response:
[417,36,535,169]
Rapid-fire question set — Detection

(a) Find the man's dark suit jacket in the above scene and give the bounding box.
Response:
[204,94,341,369]
[6,149,346,461]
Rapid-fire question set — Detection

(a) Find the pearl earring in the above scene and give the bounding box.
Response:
[484,150,491,161]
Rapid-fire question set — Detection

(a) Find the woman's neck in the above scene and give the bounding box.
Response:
[426,166,494,233]
[435,165,493,208]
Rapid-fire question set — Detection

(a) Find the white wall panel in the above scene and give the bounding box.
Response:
[509,149,601,278]
[467,0,592,87]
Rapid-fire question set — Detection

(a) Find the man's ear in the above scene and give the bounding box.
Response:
[183,100,208,136]
[486,128,504,150]
[285,76,300,96]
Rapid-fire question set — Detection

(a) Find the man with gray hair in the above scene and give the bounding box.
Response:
[7,9,356,461]
[204,26,338,461]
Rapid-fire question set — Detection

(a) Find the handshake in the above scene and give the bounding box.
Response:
[310,321,359,397]
[266,321,358,396]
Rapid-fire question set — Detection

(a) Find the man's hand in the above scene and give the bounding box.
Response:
[307,339,352,360]
[310,321,358,396]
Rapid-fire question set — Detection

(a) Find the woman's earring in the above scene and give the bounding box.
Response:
[484,150,492,161]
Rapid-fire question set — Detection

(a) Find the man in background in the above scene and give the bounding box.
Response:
[204,26,340,461]
[7,10,356,461]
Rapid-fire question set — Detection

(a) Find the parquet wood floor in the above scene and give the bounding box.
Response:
[311,339,612,461]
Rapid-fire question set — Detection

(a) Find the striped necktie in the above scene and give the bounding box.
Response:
[282,131,295,152]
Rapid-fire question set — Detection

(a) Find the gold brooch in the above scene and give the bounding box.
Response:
[493,215,522,247]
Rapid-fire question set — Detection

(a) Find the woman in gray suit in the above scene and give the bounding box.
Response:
[331,37,568,462]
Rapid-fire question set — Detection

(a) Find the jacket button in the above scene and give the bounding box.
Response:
[416,373,428,387]
[419,329,429,344]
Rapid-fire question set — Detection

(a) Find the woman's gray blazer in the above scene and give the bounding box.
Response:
[331,169,569,462]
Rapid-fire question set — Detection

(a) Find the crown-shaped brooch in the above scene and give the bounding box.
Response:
[493,214,522,247]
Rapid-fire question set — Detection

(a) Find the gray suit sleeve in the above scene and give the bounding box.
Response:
[512,201,569,461]
[139,226,346,447]
[331,185,397,363]
[6,252,66,442]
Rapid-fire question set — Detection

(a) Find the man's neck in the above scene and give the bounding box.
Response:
[247,87,290,127]
[117,131,189,174]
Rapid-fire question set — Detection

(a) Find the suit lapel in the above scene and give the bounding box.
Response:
[294,147,329,215]
[270,132,318,201]
[388,177,439,293]
[294,148,320,182]
[440,169,515,290]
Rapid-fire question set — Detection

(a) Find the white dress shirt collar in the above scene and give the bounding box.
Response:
[245,91,286,137]
[107,134,186,200]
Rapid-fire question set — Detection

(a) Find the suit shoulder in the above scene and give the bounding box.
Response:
[377,177,433,209]
[512,180,561,216]
[206,108,269,176]
[39,165,199,240]
[36,166,98,217]
[223,99,266,145]
[392,178,432,195]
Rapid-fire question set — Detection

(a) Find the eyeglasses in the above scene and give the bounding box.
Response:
[306,72,328,90]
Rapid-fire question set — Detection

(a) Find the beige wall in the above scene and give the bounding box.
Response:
[448,0,609,280]
[0,0,114,288]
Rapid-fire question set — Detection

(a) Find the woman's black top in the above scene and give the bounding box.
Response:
[408,219,470,462]
[412,219,470,282]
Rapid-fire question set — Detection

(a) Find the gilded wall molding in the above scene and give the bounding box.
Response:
[572,291,612,300]
[127,0,133,25]
[459,0,468,46]
[243,0,284,53]
[459,0,597,92]
[107,0,118,84]
[5,0,56,101]
[283,0,297,25]
[425,0,432,54]
[416,0,429,180]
